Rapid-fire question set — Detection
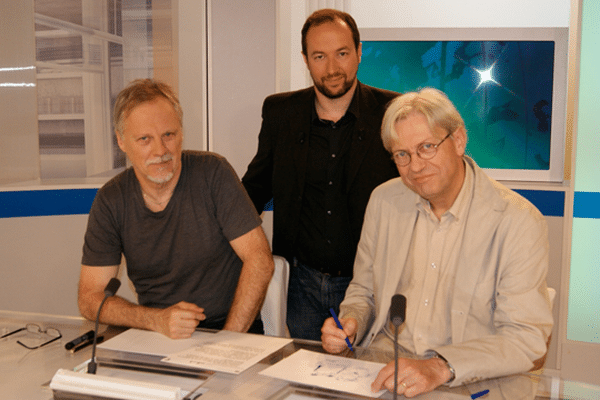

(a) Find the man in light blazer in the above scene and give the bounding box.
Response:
[321,88,553,397]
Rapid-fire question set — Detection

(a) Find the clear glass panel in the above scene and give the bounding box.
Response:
[27,0,174,181]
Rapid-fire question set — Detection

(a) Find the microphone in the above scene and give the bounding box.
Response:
[390,294,406,400]
[88,278,121,374]
[390,294,407,327]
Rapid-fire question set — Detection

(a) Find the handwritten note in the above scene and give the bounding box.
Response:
[260,349,387,398]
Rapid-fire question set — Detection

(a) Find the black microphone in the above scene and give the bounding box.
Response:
[390,294,407,400]
[390,294,407,327]
[88,278,121,374]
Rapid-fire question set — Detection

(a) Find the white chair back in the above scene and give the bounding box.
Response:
[260,256,290,337]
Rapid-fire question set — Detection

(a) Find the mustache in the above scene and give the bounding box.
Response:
[324,73,345,80]
[145,153,173,166]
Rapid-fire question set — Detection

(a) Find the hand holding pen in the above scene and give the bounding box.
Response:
[321,309,357,354]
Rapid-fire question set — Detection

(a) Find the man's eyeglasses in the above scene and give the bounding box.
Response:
[391,131,453,167]
[1,324,62,349]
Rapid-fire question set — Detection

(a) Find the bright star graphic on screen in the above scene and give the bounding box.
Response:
[475,65,499,89]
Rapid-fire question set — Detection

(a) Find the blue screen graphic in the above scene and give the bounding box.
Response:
[358,40,555,171]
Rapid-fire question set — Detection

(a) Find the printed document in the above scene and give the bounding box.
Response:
[100,328,292,375]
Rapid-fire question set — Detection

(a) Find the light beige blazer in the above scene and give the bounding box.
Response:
[340,157,553,386]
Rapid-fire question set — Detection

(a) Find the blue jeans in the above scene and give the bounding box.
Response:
[286,259,352,341]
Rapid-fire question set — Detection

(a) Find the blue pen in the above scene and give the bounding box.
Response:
[329,308,354,352]
[471,389,489,399]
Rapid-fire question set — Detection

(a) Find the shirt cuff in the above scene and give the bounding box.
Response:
[428,351,456,385]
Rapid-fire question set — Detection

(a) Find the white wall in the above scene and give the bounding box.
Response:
[0,215,136,315]
[209,0,276,176]
[350,0,570,28]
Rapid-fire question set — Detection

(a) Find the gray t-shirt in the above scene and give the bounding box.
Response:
[82,151,262,325]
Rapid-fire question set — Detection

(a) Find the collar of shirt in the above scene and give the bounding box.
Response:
[310,86,360,128]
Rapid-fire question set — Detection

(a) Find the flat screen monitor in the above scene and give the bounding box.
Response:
[358,28,568,182]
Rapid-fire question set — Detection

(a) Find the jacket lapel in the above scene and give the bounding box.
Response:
[346,83,379,192]
[450,158,506,342]
[289,88,315,193]
[365,186,420,346]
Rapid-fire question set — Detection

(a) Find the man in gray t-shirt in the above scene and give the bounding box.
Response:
[78,79,274,339]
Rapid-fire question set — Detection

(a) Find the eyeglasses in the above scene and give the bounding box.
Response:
[391,132,453,167]
[1,324,62,349]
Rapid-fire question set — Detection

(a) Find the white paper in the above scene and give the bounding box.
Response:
[99,328,205,357]
[99,328,292,374]
[283,395,468,400]
[260,349,387,398]
[162,330,292,374]
[414,392,471,400]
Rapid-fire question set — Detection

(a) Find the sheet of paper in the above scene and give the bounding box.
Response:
[417,392,471,400]
[161,330,292,374]
[99,328,292,374]
[99,328,205,357]
[281,394,469,400]
[260,349,387,398]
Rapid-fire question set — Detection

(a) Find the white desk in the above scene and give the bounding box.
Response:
[0,311,101,400]
[2,311,598,400]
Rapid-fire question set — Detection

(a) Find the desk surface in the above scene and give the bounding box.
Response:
[1,311,598,400]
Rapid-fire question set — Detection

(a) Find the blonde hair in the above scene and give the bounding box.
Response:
[113,79,183,137]
[381,88,465,153]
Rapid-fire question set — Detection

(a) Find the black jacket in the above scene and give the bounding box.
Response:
[242,82,400,265]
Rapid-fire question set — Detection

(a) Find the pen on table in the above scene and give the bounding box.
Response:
[65,329,95,350]
[329,308,354,352]
[71,336,104,354]
[471,389,490,399]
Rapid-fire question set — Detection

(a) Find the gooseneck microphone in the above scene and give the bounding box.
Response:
[390,294,407,327]
[390,294,407,400]
[88,278,121,374]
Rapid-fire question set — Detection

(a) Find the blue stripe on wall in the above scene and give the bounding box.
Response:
[0,189,98,218]
[0,188,573,219]
[263,190,565,217]
[514,189,565,217]
[573,191,600,219]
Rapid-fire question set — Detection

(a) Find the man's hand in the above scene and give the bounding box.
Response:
[154,301,206,339]
[321,316,357,354]
[371,357,452,398]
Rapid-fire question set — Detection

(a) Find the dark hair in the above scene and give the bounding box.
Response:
[301,9,360,55]
[113,79,183,137]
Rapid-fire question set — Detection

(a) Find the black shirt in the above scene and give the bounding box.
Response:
[294,100,359,277]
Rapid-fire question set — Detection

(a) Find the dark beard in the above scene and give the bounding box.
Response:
[314,75,355,99]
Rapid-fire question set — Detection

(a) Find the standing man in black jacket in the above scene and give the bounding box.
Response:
[242,9,399,340]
